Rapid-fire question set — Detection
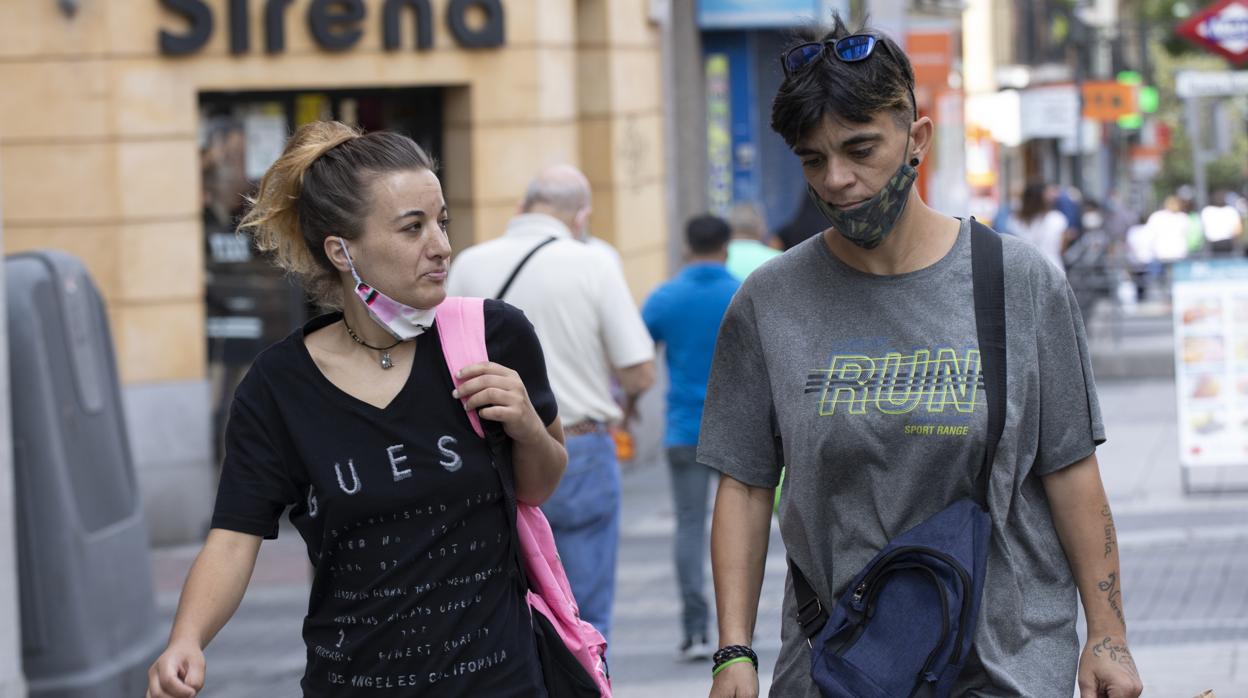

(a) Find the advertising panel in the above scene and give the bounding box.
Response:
[1172,260,1248,469]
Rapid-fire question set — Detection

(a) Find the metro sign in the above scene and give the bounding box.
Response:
[1177,0,1248,64]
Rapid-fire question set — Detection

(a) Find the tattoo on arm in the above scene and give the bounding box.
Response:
[1097,572,1125,625]
[1101,504,1116,558]
[1091,636,1139,678]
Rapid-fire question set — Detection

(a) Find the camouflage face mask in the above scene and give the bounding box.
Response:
[809,141,918,250]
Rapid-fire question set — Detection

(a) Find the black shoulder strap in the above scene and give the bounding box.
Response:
[791,560,826,640]
[496,237,558,300]
[969,219,1007,506]
[486,425,531,594]
[472,325,532,594]
[789,219,1008,640]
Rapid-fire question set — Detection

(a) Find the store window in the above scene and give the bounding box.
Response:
[199,87,444,459]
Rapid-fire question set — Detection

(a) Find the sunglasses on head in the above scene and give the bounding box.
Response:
[781,33,903,76]
[780,33,917,119]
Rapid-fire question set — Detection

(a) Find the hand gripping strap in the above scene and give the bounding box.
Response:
[436,296,488,439]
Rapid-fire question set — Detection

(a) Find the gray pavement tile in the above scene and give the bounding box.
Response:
[1130,641,1246,696]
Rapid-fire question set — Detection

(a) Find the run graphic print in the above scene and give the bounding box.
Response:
[805,344,984,436]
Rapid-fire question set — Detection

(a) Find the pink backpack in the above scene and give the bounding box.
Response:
[436,296,612,697]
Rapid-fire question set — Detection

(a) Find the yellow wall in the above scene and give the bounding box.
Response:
[0,0,668,383]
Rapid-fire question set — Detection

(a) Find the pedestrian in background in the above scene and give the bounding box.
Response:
[1200,191,1243,256]
[702,15,1141,698]
[447,165,656,644]
[147,122,567,697]
[1009,182,1069,274]
[1053,184,1084,242]
[775,192,828,250]
[641,214,741,662]
[573,229,640,466]
[726,203,783,281]
[1145,195,1191,266]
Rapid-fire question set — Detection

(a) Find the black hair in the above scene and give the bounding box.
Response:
[685,214,731,255]
[770,13,915,148]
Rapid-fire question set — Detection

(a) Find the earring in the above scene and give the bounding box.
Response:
[909,157,920,167]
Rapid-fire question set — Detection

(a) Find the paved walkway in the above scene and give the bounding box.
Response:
[151,378,1248,697]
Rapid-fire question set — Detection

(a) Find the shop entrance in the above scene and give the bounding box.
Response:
[198,87,444,459]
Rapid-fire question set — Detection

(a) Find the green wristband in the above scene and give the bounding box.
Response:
[712,656,755,677]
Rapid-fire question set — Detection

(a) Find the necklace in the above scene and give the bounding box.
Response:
[343,317,404,369]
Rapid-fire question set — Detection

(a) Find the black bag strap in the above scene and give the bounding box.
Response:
[969,218,1007,506]
[481,421,532,594]
[790,219,1008,640]
[468,320,531,595]
[496,237,558,300]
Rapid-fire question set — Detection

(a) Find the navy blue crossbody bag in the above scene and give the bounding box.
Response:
[789,220,1006,698]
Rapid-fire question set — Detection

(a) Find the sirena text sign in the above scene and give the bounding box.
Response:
[158,0,505,56]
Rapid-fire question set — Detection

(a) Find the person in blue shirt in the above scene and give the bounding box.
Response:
[642,214,741,662]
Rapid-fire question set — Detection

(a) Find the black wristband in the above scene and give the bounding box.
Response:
[713,644,758,670]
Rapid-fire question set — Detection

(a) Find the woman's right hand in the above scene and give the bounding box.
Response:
[708,661,759,698]
[146,640,206,698]
[145,529,261,698]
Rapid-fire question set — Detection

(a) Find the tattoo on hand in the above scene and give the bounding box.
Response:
[1091,636,1139,678]
[1101,504,1116,558]
[1097,572,1125,625]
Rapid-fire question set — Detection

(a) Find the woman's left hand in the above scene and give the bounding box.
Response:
[454,362,546,444]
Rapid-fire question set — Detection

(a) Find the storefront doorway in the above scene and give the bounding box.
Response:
[199,87,444,458]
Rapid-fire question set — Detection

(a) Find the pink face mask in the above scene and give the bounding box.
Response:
[337,239,437,341]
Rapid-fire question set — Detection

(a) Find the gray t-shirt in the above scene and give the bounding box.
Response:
[698,219,1105,697]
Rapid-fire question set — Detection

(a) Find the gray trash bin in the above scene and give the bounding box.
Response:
[6,251,165,698]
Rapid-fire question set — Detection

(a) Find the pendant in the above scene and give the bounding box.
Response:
[380,352,394,370]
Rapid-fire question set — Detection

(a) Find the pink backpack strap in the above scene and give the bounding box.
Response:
[435,296,488,439]
[436,296,612,696]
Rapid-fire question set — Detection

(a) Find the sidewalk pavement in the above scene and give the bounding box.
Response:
[151,374,1248,697]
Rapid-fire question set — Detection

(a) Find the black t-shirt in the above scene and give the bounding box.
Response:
[211,301,556,697]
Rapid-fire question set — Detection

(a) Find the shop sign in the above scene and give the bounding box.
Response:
[1080,81,1136,122]
[1176,0,1248,65]
[697,0,833,29]
[1176,69,1248,98]
[159,0,505,56]
[1128,145,1163,179]
[907,30,954,89]
[1018,85,1079,142]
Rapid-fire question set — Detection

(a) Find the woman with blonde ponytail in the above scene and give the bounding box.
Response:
[147,122,567,698]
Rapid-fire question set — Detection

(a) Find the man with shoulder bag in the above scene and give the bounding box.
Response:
[699,15,1143,698]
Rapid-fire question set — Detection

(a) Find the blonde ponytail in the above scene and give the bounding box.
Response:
[236,121,435,308]
[237,121,359,306]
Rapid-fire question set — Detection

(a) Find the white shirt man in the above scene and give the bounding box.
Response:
[446,164,654,644]
[1201,196,1243,254]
